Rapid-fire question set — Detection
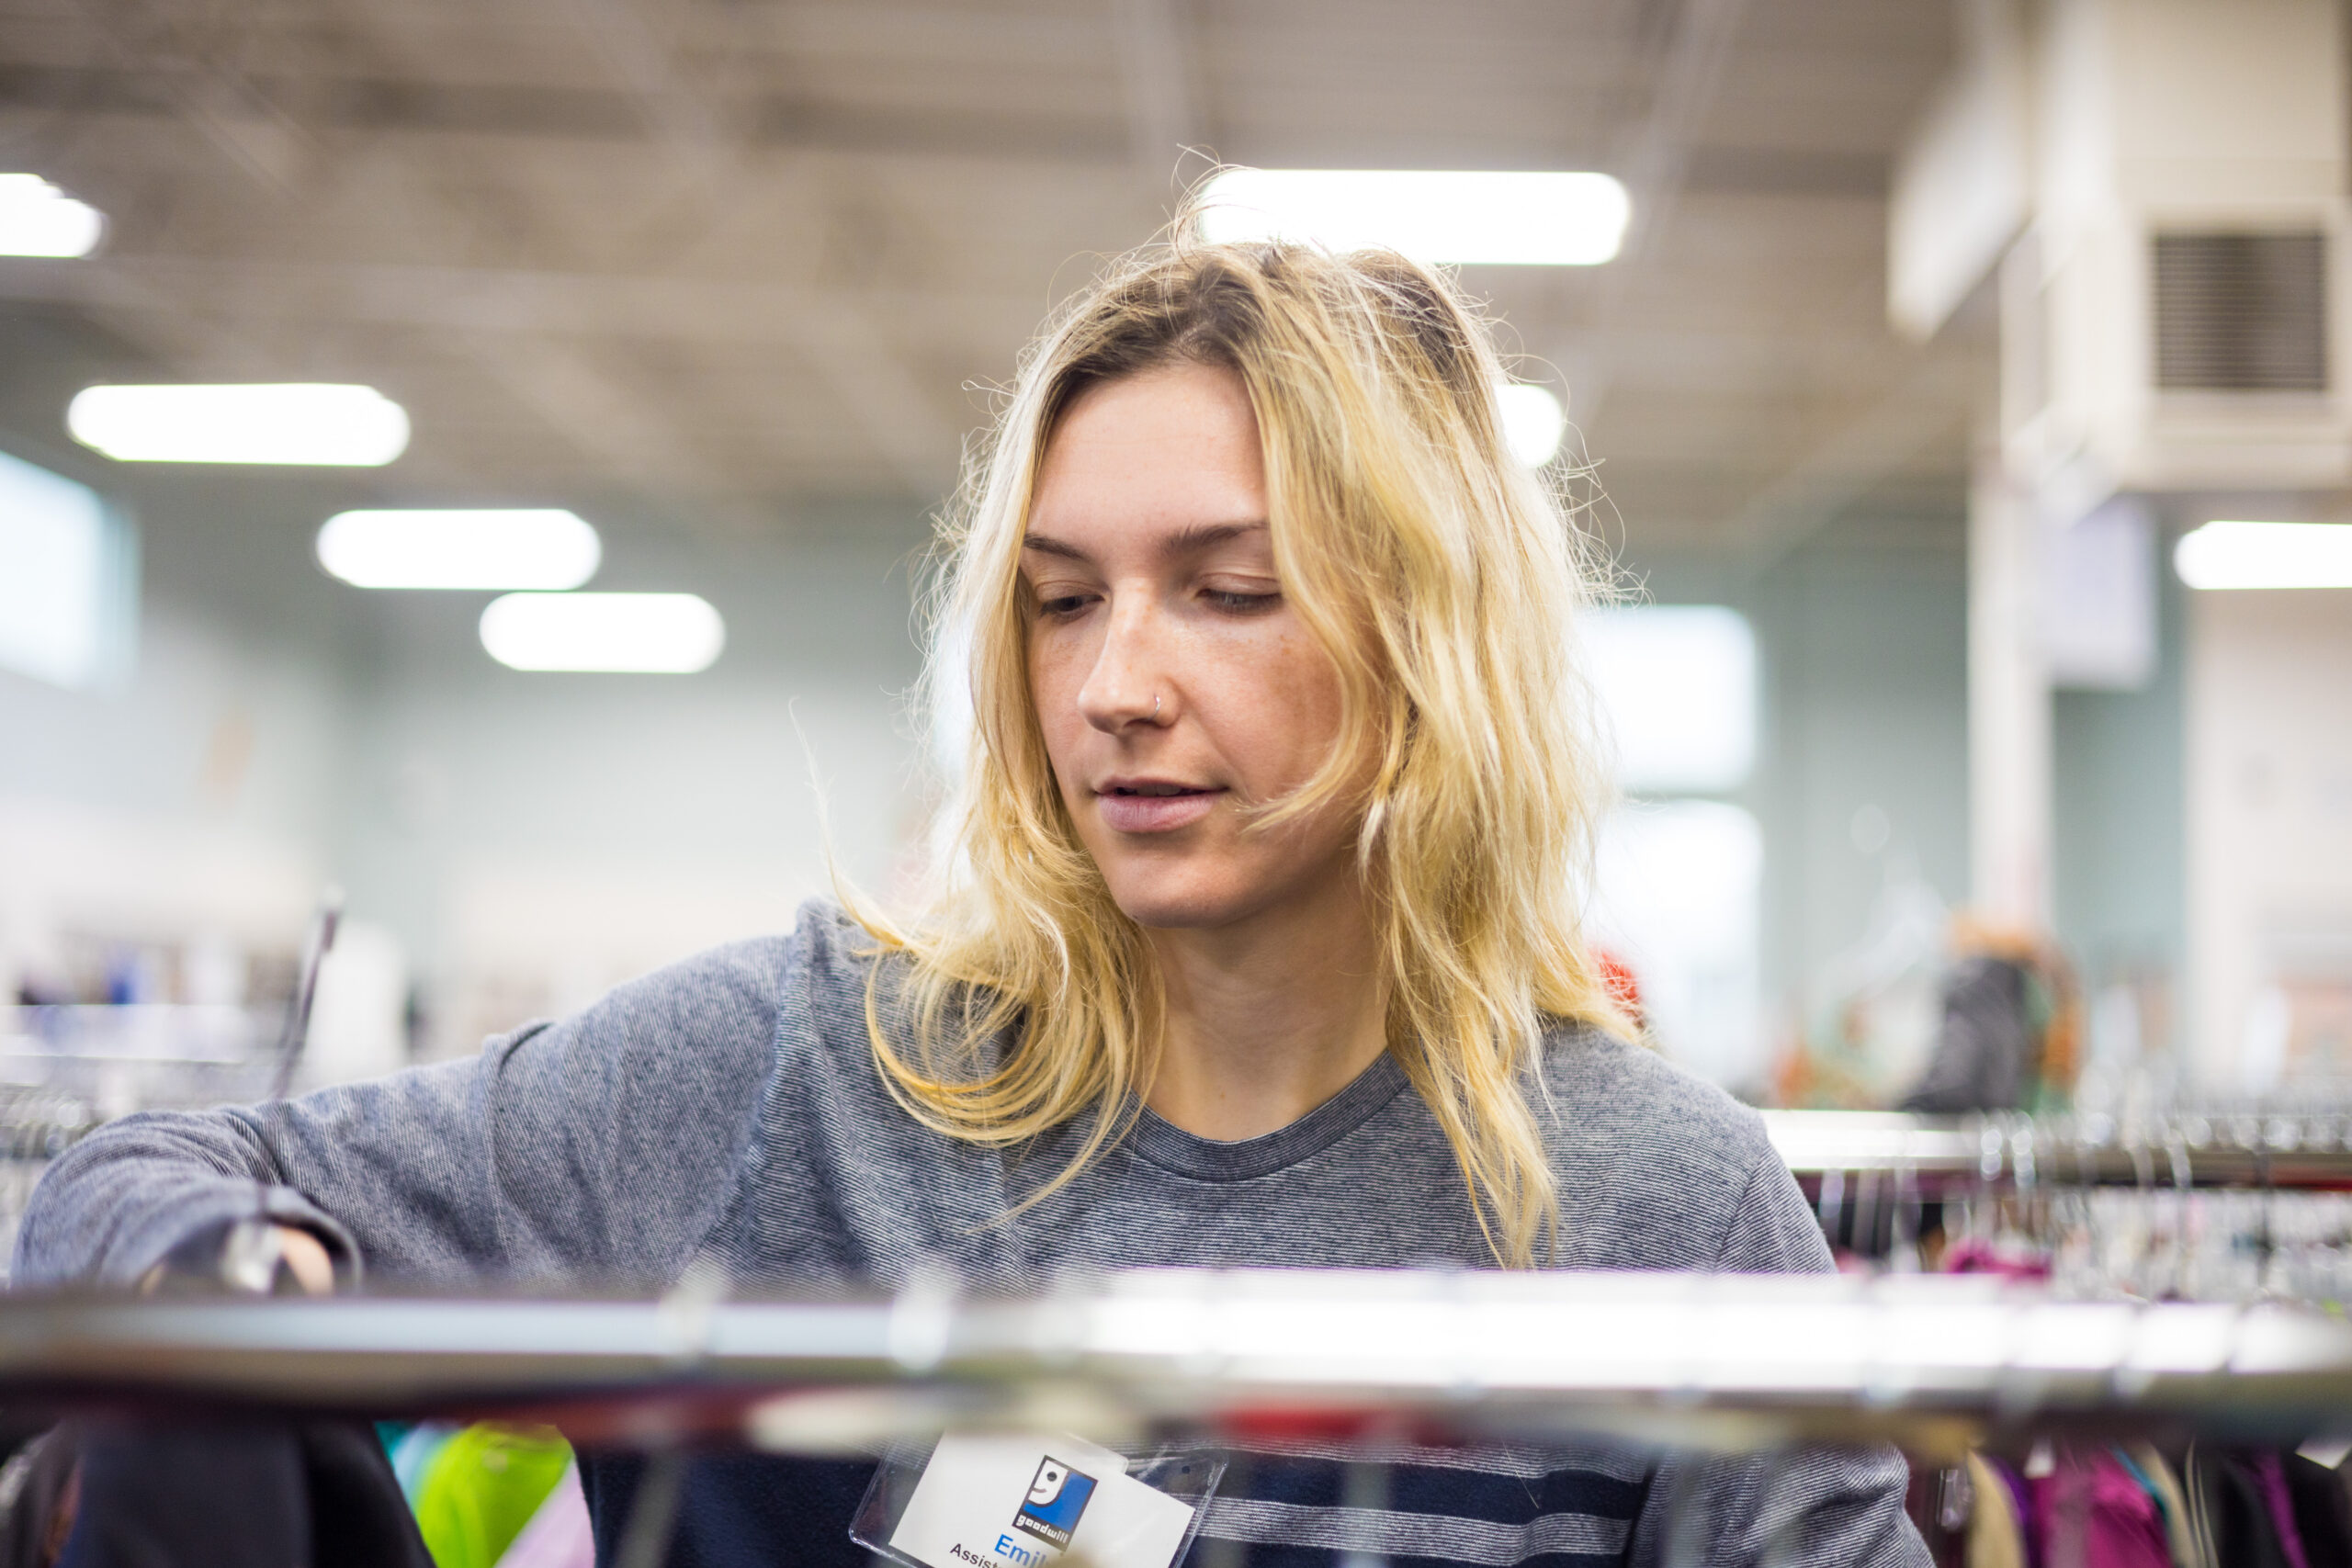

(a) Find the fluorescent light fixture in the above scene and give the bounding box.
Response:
[0,447,136,688]
[1498,383,1566,468]
[67,384,410,466]
[0,174,104,258]
[480,592,724,673]
[1199,169,1631,265]
[317,509,601,591]
[2175,520,2352,590]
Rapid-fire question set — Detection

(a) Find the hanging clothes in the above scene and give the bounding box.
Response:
[0,1429,79,1568]
[1942,1236,2053,1281]
[409,1426,571,1568]
[390,1423,459,1506]
[1906,1460,1967,1568]
[494,1466,594,1568]
[2188,1446,2306,1568]
[53,1419,432,1568]
[2254,1452,2316,1568]
[2028,1449,2171,1568]
[2119,1444,2203,1568]
[2280,1452,2352,1568]
[1964,1453,2026,1568]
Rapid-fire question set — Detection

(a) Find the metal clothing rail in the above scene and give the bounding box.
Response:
[1761,1109,2352,1192]
[2,1270,2350,1455]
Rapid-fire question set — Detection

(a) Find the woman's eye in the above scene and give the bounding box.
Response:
[1204,589,1280,615]
[1036,592,1095,619]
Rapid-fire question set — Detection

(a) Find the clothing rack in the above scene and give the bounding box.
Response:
[1761,1110,2352,1193]
[2,1270,2348,1455]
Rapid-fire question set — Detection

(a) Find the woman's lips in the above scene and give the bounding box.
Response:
[1096,787,1222,833]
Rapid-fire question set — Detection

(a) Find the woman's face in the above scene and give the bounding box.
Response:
[1023,362,1361,931]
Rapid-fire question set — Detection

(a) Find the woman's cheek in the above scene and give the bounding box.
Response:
[1029,636,1085,728]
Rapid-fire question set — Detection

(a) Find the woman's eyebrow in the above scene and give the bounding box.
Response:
[1161,520,1267,557]
[1020,533,1091,561]
[1019,520,1265,563]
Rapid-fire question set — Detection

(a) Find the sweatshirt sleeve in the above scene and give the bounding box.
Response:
[11,932,790,1292]
[1627,1147,1932,1568]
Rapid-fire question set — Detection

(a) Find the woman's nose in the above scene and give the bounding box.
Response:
[1076,599,1171,734]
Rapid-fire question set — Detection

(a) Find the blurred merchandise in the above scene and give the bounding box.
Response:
[1770,1100,2352,1304]
[386,1424,582,1568]
[1902,921,2081,1115]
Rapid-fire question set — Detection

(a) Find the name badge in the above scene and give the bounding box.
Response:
[854,1432,1221,1568]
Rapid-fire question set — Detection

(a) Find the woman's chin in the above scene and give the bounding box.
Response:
[1103,874,1260,932]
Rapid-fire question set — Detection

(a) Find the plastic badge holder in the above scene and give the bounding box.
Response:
[852,1431,1224,1568]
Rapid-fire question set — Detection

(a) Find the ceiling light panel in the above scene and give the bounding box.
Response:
[318,510,601,591]
[0,174,104,258]
[479,592,725,673]
[2176,521,2352,590]
[1498,384,1567,468]
[67,384,411,466]
[1199,170,1631,266]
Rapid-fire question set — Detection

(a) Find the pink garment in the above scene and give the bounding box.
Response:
[1942,1236,2052,1280]
[2030,1450,2172,1568]
[495,1465,594,1568]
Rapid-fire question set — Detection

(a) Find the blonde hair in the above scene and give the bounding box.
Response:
[854,214,1627,1267]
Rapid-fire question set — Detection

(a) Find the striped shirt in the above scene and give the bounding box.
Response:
[18,901,1927,1567]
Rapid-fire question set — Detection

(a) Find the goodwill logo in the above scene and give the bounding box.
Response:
[1011,1456,1097,1550]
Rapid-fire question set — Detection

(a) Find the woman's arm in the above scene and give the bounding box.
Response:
[12,935,790,1292]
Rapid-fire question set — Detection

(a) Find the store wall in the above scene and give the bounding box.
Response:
[2186,586,2352,1087]
[331,515,932,1053]
[0,441,935,1061]
[0,442,349,1006]
[2051,556,2188,997]
[1640,505,2193,1091]
[1638,517,1974,1035]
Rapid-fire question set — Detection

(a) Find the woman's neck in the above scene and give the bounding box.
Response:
[1141,874,1389,1143]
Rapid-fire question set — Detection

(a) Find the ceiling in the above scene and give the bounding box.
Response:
[0,0,1984,558]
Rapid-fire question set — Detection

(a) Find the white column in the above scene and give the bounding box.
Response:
[1968,440,2052,927]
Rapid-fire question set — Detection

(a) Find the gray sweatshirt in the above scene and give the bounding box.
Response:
[15,901,1928,1568]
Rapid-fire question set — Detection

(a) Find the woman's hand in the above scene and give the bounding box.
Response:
[138,1222,337,1296]
[274,1226,335,1295]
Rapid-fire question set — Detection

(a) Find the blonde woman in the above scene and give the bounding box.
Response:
[19,232,1927,1567]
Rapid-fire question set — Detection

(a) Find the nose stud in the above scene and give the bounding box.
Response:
[1151,694,1162,721]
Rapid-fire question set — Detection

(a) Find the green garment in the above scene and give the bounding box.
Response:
[413,1425,572,1568]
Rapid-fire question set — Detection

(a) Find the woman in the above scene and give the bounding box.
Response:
[18,228,1926,1566]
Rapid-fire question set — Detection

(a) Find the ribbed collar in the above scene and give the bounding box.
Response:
[1122,1052,1412,1181]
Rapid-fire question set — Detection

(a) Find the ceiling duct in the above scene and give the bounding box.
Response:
[1893,0,2352,494]
[2152,230,2329,393]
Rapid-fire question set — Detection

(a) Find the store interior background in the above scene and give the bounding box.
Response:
[0,0,2343,1114]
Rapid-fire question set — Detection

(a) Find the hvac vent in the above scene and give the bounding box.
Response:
[2153,231,2329,392]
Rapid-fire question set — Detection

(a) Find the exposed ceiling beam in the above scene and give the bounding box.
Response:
[1613,0,1753,269]
[0,63,1899,191]
[457,335,709,491]
[1108,0,1204,199]
[1566,0,1753,430]
[789,303,969,499]
[0,62,1133,164]
[567,0,733,197]
[561,0,963,497]
[0,255,1018,353]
